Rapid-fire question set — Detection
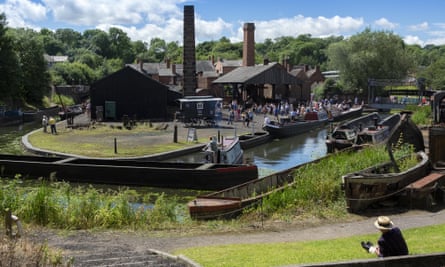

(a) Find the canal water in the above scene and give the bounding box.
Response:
[0,121,40,155]
[0,122,330,175]
[164,126,329,177]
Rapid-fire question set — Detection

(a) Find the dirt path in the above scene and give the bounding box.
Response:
[28,208,445,258]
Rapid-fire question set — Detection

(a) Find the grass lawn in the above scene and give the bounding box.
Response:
[175,223,445,267]
[27,123,206,157]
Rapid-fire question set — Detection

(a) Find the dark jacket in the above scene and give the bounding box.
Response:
[377,227,409,257]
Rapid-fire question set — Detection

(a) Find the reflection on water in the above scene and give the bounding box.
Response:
[245,128,328,171]
[167,127,329,176]
[0,122,40,154]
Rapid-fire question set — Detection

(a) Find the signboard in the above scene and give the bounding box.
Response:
[187,128,197,142]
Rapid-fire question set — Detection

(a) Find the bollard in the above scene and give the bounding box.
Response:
[114,137,117,154]
[173,125,178,143]
[4,209,22,238]
[5,209,12,237]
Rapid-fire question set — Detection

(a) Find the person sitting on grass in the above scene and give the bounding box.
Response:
[361,216,409,257]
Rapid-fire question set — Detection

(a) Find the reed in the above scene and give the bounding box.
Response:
[0,178,180,230]
[260,146,410,219]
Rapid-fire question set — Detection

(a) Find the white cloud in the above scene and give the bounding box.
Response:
[404,35,424,46]
[374,17,398,30]
[408,22,428,31]
[0,0,47,28]
[5,0,444,47]
[425,37,445,46]
[231,15,364,43]
[195,17,233,43]
[106,17,184,44]
[43,0,183,26]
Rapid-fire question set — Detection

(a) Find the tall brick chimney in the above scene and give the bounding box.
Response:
[242,23,255,67]
[183,5,197,96]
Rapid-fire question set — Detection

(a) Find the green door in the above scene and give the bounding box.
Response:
[105,101,116,120]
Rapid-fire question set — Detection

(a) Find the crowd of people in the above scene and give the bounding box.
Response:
[225,97,359,127]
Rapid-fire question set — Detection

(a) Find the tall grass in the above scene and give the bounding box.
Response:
[259,146,413,219]
[403,104,432,126]
[0,178,184,230]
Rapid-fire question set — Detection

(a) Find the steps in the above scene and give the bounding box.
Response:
[68,249,191,267]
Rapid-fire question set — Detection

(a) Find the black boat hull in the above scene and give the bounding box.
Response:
[0,154,258,190]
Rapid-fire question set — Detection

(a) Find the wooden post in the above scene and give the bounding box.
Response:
[173,125,178,143]
[5,209,12,238]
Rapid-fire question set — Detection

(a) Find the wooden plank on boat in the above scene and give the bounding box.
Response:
[402,172,445,210]
[54,157,77,164]
[406,172,445,190]
[195,163,215,170]
[188,197,242,219]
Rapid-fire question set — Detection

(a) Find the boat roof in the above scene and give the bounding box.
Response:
[178,96,223,103]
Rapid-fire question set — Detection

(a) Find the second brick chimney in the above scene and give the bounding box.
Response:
[243,23,255,67]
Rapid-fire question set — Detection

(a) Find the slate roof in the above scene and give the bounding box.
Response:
[212,62,300,85]
[127,60,214,77]
[219,59,242,67]
[196,60,215,72]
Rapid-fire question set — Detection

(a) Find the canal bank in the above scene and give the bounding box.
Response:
[21,113,265,160]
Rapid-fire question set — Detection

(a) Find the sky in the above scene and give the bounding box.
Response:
[1,0,445,47]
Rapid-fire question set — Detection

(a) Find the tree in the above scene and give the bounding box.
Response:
[0,13,21,105]
[50,61,97,86]
[212,37,242,60]
[12,28,51,106]
[146,37,167,62]
[72,48,103,69]
[166,41,182,63]
[96,58,124,78]
[39,28,65,55]
[132,40,148,60]
[108,27,133,63]
[82,29,112,58]
[196,40,217,60]
[55,28,82,52]
[418,57,445,90]
[327,28,414,100]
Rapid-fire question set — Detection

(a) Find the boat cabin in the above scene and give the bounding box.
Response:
[355,124,390,145]
[177,96,223,125]
[331,127,357,141]
[204,136,243,164]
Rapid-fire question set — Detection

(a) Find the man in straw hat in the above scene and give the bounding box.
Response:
[361,216,409,257]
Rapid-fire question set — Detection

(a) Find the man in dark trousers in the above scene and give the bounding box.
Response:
[361,216,409,257]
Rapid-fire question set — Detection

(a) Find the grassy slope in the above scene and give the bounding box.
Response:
[176,224,445,267]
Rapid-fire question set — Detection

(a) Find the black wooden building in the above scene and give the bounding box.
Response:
[90,66,173,121]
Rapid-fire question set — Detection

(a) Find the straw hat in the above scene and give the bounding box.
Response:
[374,216,394,230]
